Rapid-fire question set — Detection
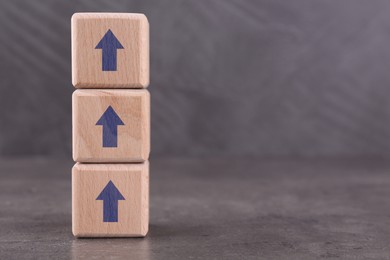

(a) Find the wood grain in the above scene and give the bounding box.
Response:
[72,89,150,163]
[71,13,149,88]
[72,162,149,237]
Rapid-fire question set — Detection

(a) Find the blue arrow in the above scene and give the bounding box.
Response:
[96,106,125,147]
[96,180,125,222]
[95,29,124,71]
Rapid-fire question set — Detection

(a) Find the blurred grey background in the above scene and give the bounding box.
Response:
[0,0,390,158]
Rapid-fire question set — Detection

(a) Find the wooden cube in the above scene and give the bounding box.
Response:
[72,162,149,237]
[72,89,150,163]
[71,13,149,88]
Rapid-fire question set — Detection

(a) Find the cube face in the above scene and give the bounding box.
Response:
[72,162,149,237]
[73,89,150,163]
[71,13,149,88]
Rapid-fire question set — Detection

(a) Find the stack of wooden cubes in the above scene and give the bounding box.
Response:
[71,13,150,237]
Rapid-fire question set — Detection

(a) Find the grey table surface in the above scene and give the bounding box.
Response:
[1,157,390,259]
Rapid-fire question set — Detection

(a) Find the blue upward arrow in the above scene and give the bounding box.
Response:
[96,106,125,147]
[96,180,125,222]
[95,29,124,71]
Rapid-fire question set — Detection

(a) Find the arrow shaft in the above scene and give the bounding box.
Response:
[103,200,119,222]
[102,126,118,147]
[102,48,118,71]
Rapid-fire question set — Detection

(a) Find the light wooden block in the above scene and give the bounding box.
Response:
[72,162,149,237]
[71,13,149,88]
[72,89,150,163]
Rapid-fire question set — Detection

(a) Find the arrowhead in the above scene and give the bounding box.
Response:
[96,106,125,126]
[96,180,125,201]
[95,29,124,49]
